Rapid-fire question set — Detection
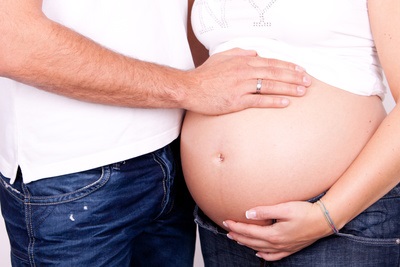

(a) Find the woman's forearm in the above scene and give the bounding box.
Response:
[321,0,400,230]
[321,105,400,229]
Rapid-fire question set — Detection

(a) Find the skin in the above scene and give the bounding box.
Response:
[0,0,311,117]
[223,0,400,261]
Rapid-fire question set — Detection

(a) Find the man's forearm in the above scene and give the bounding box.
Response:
[0,11,188,109]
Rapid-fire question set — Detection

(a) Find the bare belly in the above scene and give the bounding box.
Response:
[181,78,386,228]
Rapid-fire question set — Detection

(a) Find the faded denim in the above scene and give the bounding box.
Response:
[196,184,400,267]
[0,142,196,267]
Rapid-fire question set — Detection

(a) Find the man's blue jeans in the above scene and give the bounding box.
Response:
[0,142,196,267]
[196,183,400,267]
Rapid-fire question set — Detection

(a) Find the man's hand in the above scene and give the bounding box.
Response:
[182,48,311,115]
[0,0,310,115]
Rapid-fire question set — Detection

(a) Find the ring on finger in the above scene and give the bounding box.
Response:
[256,79,262,94]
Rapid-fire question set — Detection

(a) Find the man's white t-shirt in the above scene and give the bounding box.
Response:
[0,0,193,183]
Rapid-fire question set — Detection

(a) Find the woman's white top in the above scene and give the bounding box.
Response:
[192,0,386,98]
[0,0,193,183]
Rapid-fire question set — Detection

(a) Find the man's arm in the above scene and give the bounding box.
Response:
[0,0,311,115]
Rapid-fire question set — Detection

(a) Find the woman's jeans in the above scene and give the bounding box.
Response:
[0,142,196,267]
[196,183,400,267]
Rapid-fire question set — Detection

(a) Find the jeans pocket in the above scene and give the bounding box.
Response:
[23,166,111,205]
[0,173,24,201]
[337,183,400,245]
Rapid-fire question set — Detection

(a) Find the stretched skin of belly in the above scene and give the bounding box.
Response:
[181,78,386,228]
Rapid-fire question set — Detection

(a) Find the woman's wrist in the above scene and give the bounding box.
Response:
[311,201,338,237]
[316,200,339,234]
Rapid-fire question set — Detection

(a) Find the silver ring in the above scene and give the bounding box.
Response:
[256,79,262,94]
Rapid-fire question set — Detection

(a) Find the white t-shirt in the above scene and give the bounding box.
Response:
[192,0,386,98]
[0,0,193,183]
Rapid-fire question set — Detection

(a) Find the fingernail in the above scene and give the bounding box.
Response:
[227,234,234,240]
[295,65,305,72]
[256,253,262,258]
[246,210,257,219]
[281,98,290,106]
[303,76,311,85]
[297,86,306,95]
[223,221,229,229]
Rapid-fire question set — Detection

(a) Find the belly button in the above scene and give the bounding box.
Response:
[217,153,225,162]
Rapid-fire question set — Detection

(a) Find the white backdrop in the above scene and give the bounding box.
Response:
[0,91,396,267]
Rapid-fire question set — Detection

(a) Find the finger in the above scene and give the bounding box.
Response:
[249,79,307,96]
[227,226,287,252]
[255,67,312,88]
[229,233,273,252]
[245,204,292,221]
[247,57,312,85]
[225,221,272,240]
[240,94,291,109]
[229,232,290,255]
[249,56,306,73]
[256,251,292,261]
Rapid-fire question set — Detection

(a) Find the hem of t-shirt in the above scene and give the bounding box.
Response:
[16,128,181,184]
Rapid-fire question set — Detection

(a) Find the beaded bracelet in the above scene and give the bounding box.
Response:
[316,200,339,234]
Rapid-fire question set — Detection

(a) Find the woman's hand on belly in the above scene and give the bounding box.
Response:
[223,201,334,261]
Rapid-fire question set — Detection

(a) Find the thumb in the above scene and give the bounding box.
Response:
[245,204,291,221]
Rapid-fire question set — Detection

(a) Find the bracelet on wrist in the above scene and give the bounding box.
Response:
[316,200,339,234]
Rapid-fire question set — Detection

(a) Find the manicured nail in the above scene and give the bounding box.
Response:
[295,65,305,72]
[256,253,262,258]
[223,221,229,229]
[246,210,257,219]
[227,234,234,240]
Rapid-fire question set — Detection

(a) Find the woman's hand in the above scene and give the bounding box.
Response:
[223,201,334,261]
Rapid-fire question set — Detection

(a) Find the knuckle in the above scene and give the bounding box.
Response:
[269,234,283,244]
[263,79,275,93]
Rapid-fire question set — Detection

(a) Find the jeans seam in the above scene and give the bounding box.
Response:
[17,167,111,266]
[336,232,400,245]
[152,152,170,220]
[22,183,36,267]
[152,146,177,220]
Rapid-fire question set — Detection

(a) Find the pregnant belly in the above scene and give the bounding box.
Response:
[181,80,386,228]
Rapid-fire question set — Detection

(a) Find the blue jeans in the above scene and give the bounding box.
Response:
[0,141,196,267]
[196,183,400,267]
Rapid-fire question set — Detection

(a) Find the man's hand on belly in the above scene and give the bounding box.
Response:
[184,48,311,115]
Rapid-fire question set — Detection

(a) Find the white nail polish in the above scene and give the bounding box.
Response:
[246,210,257,219]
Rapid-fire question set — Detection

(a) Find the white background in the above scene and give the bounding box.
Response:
[0,91,396,267]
